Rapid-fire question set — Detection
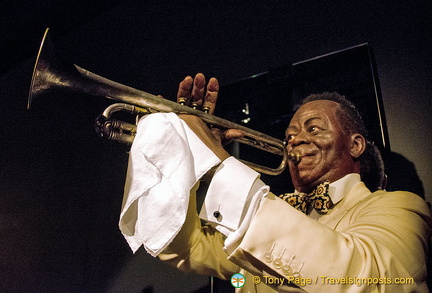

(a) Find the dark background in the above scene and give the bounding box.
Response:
[0,1,431,292]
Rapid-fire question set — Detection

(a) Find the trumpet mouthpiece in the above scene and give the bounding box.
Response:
[288,151,302,164]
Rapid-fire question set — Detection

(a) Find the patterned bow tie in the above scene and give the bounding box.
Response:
[278,180,331,214]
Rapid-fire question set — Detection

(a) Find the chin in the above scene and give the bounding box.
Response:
[292,176,313,191]
[293,172,324,191]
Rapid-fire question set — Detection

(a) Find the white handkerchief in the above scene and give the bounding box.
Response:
[119,113,220,256]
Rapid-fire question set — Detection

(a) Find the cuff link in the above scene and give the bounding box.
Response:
[213,203,222,221]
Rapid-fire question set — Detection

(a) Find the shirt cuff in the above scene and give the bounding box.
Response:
[199,157,267,235]
[224,177,269,254]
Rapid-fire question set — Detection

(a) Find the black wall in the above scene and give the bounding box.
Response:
[0,1,431,292]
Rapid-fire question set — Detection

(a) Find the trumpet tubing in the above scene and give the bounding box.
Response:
[28,28,302,175]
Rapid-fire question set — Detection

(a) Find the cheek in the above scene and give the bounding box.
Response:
[317,136,351,168]
[315,133,346,152]
[288,134,344,169]
[308,136,345,169]
[313,136,334,156]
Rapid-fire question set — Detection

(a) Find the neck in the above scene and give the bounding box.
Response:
[295,171,360,193]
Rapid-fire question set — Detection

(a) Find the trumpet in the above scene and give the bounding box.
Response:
[28,28,301,175]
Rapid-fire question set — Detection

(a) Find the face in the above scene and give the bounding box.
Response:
[285,100,363,193]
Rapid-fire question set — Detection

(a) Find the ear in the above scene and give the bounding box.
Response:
[349,133,366,158]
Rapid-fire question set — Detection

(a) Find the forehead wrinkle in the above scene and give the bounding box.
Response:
[304,116,327,127]
[287,116,326,133]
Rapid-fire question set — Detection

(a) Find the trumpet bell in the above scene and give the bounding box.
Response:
[28,28,80,110]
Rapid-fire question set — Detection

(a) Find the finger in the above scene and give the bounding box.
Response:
[177,76,193,105]
[221,129,245,146]
[211,128,245,146]
[190,73,206,109]
[202,77,219,114]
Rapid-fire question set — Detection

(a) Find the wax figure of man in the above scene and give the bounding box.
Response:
[154,74,431,292]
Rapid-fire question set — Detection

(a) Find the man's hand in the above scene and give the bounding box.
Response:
[179,114,230,161]
[177,73,218,114]
[177,73,244,160]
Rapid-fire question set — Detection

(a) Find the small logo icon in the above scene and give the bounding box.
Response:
[231,273,246,288]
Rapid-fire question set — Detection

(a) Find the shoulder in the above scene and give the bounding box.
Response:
[357,188,431,219]
[370,189,428,206]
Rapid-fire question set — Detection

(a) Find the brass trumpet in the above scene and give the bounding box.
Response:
[28,28,301,175]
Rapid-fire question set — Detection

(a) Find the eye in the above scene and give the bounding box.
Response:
[285,134,295,143]
[308,126,320,134]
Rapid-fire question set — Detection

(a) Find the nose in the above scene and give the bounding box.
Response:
[289,131,309,148]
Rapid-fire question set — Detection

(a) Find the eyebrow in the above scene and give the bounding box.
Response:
[304,116,326,126]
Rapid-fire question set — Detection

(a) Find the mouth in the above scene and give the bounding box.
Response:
[291,151,315,166]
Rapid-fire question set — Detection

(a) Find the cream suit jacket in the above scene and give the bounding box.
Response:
[159,182,431,292]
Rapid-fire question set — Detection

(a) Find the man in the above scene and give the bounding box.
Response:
[153,73,431,292]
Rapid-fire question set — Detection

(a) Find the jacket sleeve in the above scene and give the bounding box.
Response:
[158,183,239,280]
[227,189,431,292]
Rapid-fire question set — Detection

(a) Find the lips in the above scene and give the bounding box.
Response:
[299,154,314,164]
[288,147,316,166]
[294,150,316,165]
[291,149,314,158]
